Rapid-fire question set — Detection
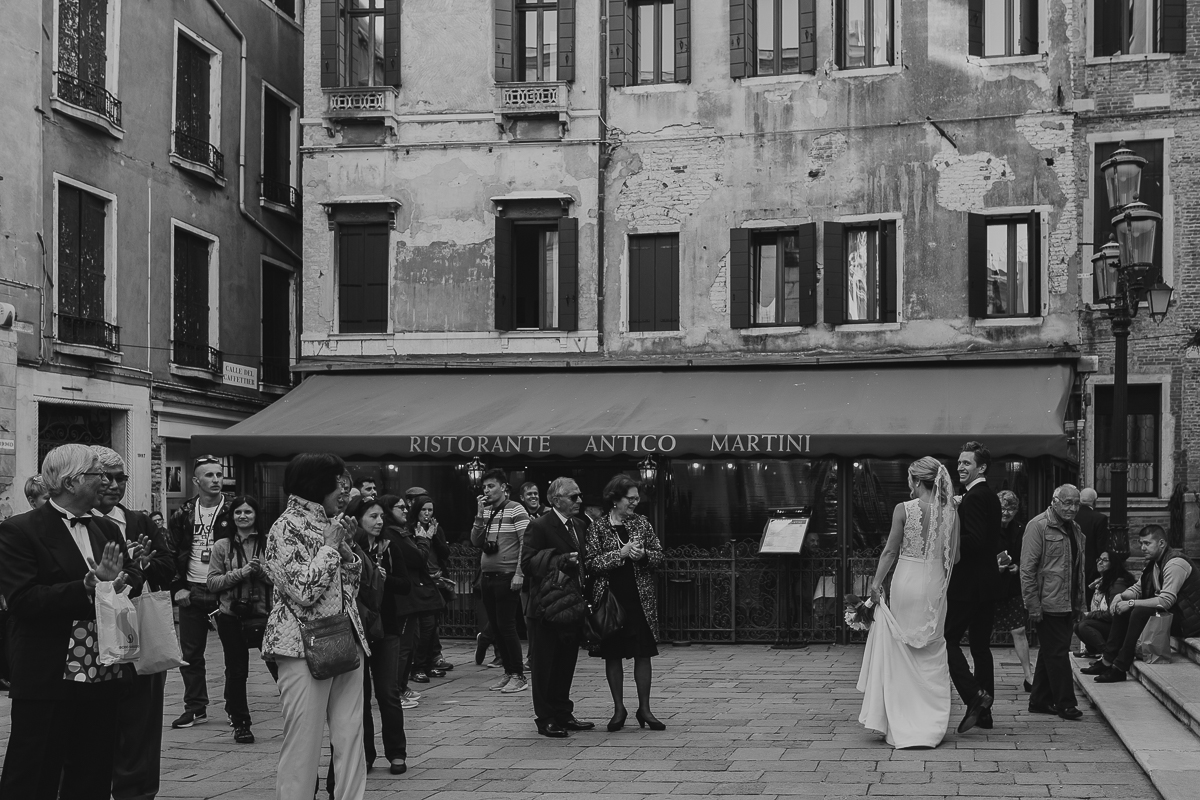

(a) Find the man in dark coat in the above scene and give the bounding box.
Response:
[0,444,143,800]
[947,441,1002,733]
[1075,488,1109,589]
[521,477,593,738]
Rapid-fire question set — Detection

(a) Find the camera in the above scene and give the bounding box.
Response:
[231,598,252,617]
[481,539,500,555]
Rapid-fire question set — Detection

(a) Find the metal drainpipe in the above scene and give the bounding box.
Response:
[596,0,608,352]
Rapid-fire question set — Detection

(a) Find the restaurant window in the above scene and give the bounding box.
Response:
[823,220,897,325]
[967,213,1041,319]
[337,223,389,334]
[494,216,578,332]
[173,30,223,177]
[628,233,679,332]
[55,0,122,128]
[608,0,688,86]
[321,0,401,88]
[633,0,675,84]
[1093,139,1164,283]
[1093,0,1186,57]
[260,89,298,211]
[756,0,817,76]
[262,262,293,387]
[1094,384,1162,497]
[969,0,1038,58]
[56,181,115,350]
[518,0,558,81]
[172,225,221,371]
[836,0,893,69]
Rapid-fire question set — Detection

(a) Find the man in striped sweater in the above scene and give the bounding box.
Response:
[470,469,530,693]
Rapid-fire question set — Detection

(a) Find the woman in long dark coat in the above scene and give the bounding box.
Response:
[585,474,666,732]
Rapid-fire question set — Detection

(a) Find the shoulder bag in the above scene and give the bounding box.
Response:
[299,569,360,680]
[583,534,626,643]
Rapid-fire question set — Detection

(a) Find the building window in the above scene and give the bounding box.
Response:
[1093,0,1185,57]
[37,404,114,466]
[337,223,389,334]
[756,0,816,75]
[56,0,121,127]
[633,0,675,84]
[518,0,557,81]
[967,212,1041,318]
[173,32,223,176]
[1094,383,1161,497]
[172,227,221,371]
[261,89,298,210]
[752,230,802,325]
[970,0,1038,57]
[628,233,679,332]
[494,216,578,332]
[321,0,400,88]
[837,0,893,69]
[611,0,685,86]
[262,263,293,386]
[1093,139,1164,279]
[271,0,297,19]
[57,182,116,349]
[823,220,897,325]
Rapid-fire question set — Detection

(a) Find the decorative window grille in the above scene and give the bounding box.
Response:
[173,229,214,369]
[57,184,113,348]
[57,0,122,125]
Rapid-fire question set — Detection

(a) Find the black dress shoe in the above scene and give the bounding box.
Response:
[1028,702,1058,714]
[1058,706,1083,721]
[389,759,407,775]
[977,709,993,730]
[1080,660,1108,675]
[1094,666,1127,683]
[536,721,568,738]
[956,690,993,733]
[560,717,595,731]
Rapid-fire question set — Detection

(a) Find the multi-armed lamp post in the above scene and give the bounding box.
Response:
[1090,143,1174,555]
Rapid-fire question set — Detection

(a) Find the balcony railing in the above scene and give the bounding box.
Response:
[261,356,292,387]
[495,81,568,116]
[57,313,120,351]
[260,176,299,209]
[322,85,400,131]
[173,341,223,373]
[172,130,225,177]
[56,73,122,127]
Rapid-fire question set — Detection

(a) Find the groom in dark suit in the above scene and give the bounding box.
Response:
[521,477,594,738]
[947,440,1002,733]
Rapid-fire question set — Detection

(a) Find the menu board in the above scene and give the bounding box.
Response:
[758,515,811,555]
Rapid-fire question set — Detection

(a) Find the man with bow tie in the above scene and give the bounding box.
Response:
[0,444,144,800]
[521,477,594,738]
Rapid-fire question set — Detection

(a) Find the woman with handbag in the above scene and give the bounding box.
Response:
[585,474,666,732]
[1074,552,1136,656]
[264,454,369,800]
[992,490,1033,692]
[408,495,451,682]
[207,495,277,745]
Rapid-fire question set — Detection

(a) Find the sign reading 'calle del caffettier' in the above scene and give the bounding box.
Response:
[404,434,813,457]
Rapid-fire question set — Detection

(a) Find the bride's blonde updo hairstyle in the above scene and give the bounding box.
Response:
[908,456,943,490]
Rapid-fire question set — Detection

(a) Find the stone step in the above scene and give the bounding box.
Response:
[1131,640,1200,740]
[1073,655,1200,800]
[1172,636,1200,668]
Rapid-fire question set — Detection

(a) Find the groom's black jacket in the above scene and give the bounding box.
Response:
[948,480,1002,603]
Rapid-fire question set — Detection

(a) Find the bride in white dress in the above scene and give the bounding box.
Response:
[857,457,960,749]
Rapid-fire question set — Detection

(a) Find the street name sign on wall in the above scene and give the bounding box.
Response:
[223,363,258,388]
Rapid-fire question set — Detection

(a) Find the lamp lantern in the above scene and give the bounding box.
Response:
[1145,280,1174,324]
[638,455,658,484]
[1100,142,1147,212]
[1112,200,1161,281]
[1091,236,1121,305]
[466,457,485,486]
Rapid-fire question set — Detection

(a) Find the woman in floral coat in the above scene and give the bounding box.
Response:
[585,474,666,732]
[264,454,369,800]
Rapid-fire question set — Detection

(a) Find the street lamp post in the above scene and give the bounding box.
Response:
[1091,143,1174,555]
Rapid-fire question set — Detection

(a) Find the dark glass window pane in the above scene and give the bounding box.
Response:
[844,0,867,67]
[757,0,776,75]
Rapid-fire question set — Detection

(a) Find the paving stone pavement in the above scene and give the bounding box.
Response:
[0,634,1162,799]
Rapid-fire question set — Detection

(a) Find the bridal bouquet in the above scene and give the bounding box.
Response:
[844,594,875,632]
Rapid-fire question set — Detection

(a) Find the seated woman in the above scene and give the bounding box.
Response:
[1074,552,1135,656]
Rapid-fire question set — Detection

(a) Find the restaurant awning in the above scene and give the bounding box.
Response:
[192,363,1074,460]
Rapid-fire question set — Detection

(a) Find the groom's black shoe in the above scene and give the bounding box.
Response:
[956,690,993,733]
[976,709,994,730]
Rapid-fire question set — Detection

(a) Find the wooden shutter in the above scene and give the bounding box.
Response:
[557,217,578,331]
[338,224,388,334]
[881,220,897,323]
[609,0,632,87]
[799,0,817,72]
[495,0,514,83]
[176,36,210,143]
[728,228,751,328]
[674,0,690,82]
[1026,211,1041,316]
[559,0,576,81]
[384,0,401,87]
[174,230,210,348]
[966,213,988,318]
[822,222,845,326]
[78,191,107,322]
[628,236,649,331]
[494,217,513,330]
[656,234,680,330]
[729,0,755,79]
[78,0,109,86]
[58,185,82,319]
[1161,0,1186,54]
[1018,0,1038,54]
[321,0,340,87]
[967,0,983,57]
[796,222,817,326]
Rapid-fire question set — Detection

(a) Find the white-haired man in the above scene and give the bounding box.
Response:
[0,444,143,799]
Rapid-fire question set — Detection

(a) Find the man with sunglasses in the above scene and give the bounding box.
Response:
[167,455,234,729]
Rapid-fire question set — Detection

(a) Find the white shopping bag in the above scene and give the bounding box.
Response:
[132,590,185,674]
[95,581,141,665]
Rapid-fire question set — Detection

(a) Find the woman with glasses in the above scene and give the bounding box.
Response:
[585,474,665,732]
[1074,552,1136,657]
[994,490,1034,692]
[407,495,451,683]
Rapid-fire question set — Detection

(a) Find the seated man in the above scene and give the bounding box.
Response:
[1083,525,1200,682]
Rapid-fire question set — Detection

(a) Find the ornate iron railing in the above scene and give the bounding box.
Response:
[496,81,568,115]
[173,341,223,373]
[56,73,122,127]
[261,357,292,387]
[173,130,225,177]
[260,176,299,209]
[56,313,120,351]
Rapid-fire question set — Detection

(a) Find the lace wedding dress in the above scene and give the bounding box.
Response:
[857,497,956,748]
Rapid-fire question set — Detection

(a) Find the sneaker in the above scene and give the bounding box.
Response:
[233,725,255,744]
[402,688,422,701]
[486,656,503,669]
[171,710,208,729]
[475,634,489,666]
[501,674,530,694]
[401,697,419,710]
[428,668,447,678]
[490,673,514,691]
[434,659,454,671]
[411,671,430,684]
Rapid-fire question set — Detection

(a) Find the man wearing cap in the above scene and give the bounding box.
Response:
[167,456,234,729]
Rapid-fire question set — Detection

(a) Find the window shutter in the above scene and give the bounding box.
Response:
[495,0,514,83]
[1027,210,1041,316]
[674,0,690,82]
[881,220,897,323]
[822,222,845,326]
[799,0,817,72]
[729,0,755,79]
[1018,0,1038,54]
[338,224,388,334]
[557,217,578,331]
[363,227,389,331]
[177,37,211,143]
[967,0,983,57]
[796,222,817,326]
[174,231,210,347]
[656,235,680,331]
[58,186,82,318]
[79,0,109,87]
[609,0,631,87]
[728,228,751,328]
[384,0,401,88]
[628,236,648,331]
[321,0,340,87]
[558,0,576,81]
[1161,0,1186,54]
[966,213,987,318]
[78,191,107,322]
[494,217,513,330]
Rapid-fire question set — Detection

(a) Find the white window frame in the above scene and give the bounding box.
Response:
[50,0,124,136]
[831,0,903,78]
[1082,130,1174,307]
[970,204,1051,327]
[259,255,296,389]
[1085,0,1174,64]
[1085,374,1174,502]
[170,22,223,162]
[618,225,685,338]
[169,219,221,363]
[827,210,904,331]
[330,221,396,337]
[259,81,300,212]
[51,174,119,336]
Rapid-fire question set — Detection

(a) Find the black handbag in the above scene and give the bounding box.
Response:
[585,586,626,644]
[299,573,360,680]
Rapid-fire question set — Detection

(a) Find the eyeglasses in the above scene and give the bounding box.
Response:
[79,471,117,483]
[567,493,583,501]
[103,473,129,483]
[624,495,640,503]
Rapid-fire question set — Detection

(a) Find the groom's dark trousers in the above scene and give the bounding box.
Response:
[946,479,1002,703]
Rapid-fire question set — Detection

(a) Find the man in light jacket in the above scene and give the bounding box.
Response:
[1021,484,1086,721]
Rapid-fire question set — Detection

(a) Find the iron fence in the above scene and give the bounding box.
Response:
[173,130,225,177]
[260,176,299,209]
[56,313,120,351]
[57,73,122,127]
[173,341,223,373]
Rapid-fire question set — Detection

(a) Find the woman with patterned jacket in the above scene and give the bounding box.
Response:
[585,474,666,732]
[263,454,369,800]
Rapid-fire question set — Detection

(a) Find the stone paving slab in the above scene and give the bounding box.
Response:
[0,634,1163,799]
